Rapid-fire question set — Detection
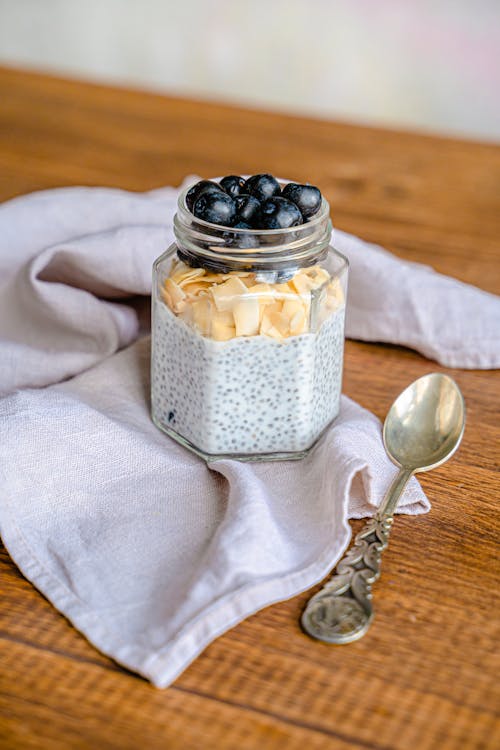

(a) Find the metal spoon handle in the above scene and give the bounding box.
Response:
[301,468,413,644]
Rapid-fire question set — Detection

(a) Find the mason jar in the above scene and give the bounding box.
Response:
[151,179,348,461]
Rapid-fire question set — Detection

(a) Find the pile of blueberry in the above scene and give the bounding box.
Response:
[185,174,323,230]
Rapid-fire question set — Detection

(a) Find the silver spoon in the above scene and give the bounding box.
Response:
[301,372,465,644]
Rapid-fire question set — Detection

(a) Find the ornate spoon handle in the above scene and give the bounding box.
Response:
[301,468,412,644]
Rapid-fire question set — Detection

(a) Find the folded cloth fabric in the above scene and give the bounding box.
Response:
[0,337,428,687]
[0,181,497,688]
[341,233,500,370]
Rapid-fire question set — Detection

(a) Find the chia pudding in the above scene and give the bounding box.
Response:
[151,174,348,461]
[151,293,345,457]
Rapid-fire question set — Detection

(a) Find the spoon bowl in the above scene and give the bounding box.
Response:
[383,373,466,472]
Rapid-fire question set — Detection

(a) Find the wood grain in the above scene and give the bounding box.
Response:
[0,66,499,750]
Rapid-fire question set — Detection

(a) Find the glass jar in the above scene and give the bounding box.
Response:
[151,179,348,461]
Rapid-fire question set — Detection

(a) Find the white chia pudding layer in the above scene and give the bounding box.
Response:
[151,298,345,457]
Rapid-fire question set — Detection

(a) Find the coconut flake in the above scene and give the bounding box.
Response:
[233,298,260,336]
[210,276,249,312]
[212,319,236,341]
[164,278,187,313]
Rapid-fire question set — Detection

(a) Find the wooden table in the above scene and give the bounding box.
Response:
[1,67,499,750]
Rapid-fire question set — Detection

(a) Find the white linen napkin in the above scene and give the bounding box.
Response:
[0,182,497,687]
[0,338,427,687]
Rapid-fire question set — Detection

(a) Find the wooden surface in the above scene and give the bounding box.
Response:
[0,66,499,750]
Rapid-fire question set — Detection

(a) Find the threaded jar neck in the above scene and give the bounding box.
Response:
[173,179,332,278]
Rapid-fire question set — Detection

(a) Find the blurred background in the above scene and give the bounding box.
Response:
[0,0,499,142]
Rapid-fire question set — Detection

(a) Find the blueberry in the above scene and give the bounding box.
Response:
[176,248,195,266]
[220,175,246,198]
[233,220,253,229]
[193,191,236,226]
[276,269,296,283]
[234,194,261,226]
[244,173,281,202]
[282,182,322,219]
[224,226,259,249]
[185,180,224,211]
[259,197,302,229]
[180,246,231,273]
